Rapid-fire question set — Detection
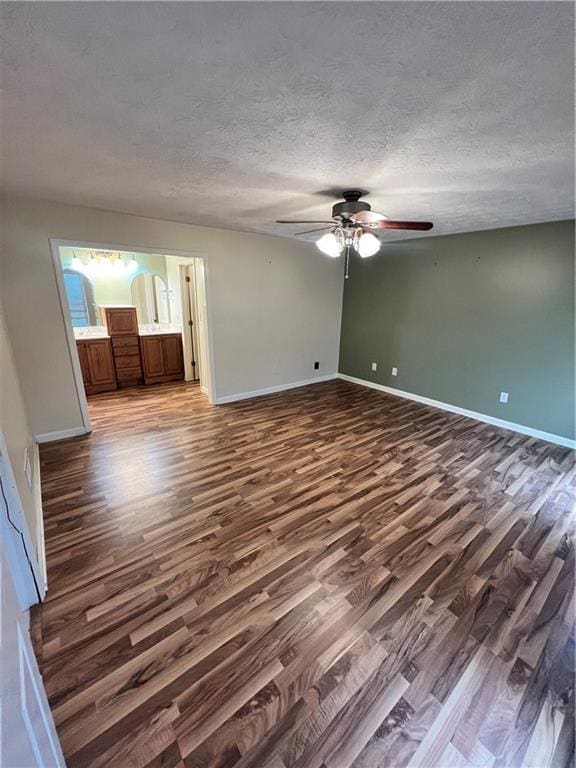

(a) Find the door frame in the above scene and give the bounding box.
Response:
[179,261,204,385]
[49,239,218,430]
[0,430,44,609]
[1,431,65,766]
[179,263,196,382]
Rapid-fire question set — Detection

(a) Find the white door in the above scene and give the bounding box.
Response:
[0,437,65,768]
[193,259,211,397]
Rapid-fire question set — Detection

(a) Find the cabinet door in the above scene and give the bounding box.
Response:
[76,342,92,386]
[141,336,165,378]
[104,308,139,336]
[86,340,116,385]
[162,335,184,376]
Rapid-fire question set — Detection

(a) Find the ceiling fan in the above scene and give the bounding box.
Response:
[276,190,433,278]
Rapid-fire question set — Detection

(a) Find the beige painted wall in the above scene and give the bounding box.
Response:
[0,295,44,568]
[0,194,343,437]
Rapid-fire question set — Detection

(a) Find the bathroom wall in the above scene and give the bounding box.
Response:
[59,246,169,308]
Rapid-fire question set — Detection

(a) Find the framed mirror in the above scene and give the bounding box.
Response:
[63,269,99,327]
[131,273,170,324]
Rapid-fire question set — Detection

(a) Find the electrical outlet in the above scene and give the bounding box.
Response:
[314,361,320,370]
[391,367,398,377]
[499,392,509,404]
[371,362,377,371]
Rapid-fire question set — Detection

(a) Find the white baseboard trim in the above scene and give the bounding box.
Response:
[214,374,337,405]
[338,373,575,449]
[35,427,90,444]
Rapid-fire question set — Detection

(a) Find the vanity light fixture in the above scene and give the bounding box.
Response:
[70,249,139,274]
[85,251,98,272]
[112,253,125,272]
[78,250,132,273]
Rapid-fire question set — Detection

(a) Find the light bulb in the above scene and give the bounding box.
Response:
[357,231,380,258]
[316,232,342,258]
[71,252,83,270]
[127,255,138,273]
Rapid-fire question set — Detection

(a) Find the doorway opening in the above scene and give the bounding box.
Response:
[51,241,216,432]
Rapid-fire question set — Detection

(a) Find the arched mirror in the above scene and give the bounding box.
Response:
[63,270,99,327]
[131,273,170,325]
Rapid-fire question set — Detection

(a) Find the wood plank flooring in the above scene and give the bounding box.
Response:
[37,380,575,767]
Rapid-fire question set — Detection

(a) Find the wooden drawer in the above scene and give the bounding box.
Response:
[116,368,142,382]
[114,354,142,370]
[113,345,141,359]
[112,336,140,351]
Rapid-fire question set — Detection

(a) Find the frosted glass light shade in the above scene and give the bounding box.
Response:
[357,232,380,258]
[316,232,342,258]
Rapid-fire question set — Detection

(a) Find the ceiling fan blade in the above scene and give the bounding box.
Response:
[294,226,334,235]
[371,220,434,231]
[350,210,388,224]
[276,219,335,224]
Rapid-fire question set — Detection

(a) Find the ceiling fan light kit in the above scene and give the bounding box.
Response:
[316,232,342,258]
[357,231,381,257]
[277,191,433,278]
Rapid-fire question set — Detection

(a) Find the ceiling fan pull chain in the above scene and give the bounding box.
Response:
[345,245,350,279]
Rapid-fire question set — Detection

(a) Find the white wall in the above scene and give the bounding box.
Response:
[0,194,343,436]
[0,295,44,572]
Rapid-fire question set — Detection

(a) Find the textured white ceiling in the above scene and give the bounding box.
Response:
[1,2,574,242]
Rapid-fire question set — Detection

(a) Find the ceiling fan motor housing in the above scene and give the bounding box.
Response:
[332,191,371,221]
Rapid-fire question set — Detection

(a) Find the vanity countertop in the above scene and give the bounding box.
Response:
[74,325,182,339]
[138,324,182,336]
[74,327,110,340]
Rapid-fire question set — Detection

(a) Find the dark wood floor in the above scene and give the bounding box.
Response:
[37,380,575,768]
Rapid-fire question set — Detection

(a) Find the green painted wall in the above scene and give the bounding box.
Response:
[60,247,169,307]
[339,220,575,440]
